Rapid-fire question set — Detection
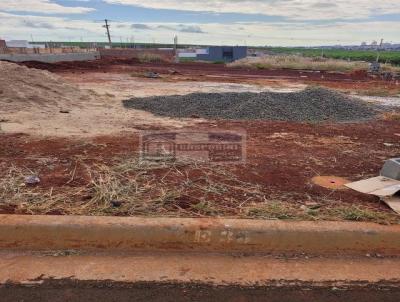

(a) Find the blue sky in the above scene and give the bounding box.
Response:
[0,0,399,46]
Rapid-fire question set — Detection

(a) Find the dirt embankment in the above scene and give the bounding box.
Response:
[0,61,95,112]
[19,58,371,82]
[0,61,193,136]
[19,57,141,73]
[17,58,400,97]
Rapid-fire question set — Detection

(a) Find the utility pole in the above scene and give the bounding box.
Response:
[103,19,112,47]
[376,38,384,63]
[370,38,384,74]
[174,35,178,50]
[174,35,179,63]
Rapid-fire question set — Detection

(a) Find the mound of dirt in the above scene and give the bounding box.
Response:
[0,61,93,111]
[20,57,141,72]
[123,87,377,122]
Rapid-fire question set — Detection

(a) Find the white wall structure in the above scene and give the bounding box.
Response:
[5,40,45,49]
[0,52,100,63]
[6,40,29,48]
[178,52,197,58]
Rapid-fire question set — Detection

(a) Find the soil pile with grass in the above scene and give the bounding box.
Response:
[123,87,377,122]
[0,61,93,111]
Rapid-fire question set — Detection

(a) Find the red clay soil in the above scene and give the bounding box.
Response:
[19,58,141,72]
[19,58,400,95]
[20,58,371,82]
[1,119,400,217]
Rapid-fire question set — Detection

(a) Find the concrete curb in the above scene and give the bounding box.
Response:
[1,215,400,255]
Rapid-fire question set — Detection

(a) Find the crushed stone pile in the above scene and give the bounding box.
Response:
[123,87,377,122]
[0,61,93,111]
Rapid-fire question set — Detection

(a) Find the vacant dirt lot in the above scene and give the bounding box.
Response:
[1,59,399,223]
[2,118,400,222]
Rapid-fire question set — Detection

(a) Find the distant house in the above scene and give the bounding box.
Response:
[178,46,247,62]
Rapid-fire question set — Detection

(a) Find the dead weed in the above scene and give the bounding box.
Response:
[1,159,399,223]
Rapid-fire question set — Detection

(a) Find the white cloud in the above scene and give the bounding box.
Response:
[0,12,101,41]
[103,0,400,20]
[0,12,399,46]
[130,23,206,33]
[0,0,94,14]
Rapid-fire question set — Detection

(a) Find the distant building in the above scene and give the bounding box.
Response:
[178,46,247,62]
[197,46,247,62]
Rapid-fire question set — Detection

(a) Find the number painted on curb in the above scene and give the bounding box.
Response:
[194,230,212,243]
[194,229,250,244]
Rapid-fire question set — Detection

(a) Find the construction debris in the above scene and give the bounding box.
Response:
[144,71,160,78]
[24,175,40,186]
[123,87,377,122]
[346,176,400,214]
[346,158,400,214]
[381,158,400,180]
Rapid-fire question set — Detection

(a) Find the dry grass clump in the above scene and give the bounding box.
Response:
[137,53,164,63]
[0,167,26,202]
[1,160,399,223]
[0,159,265,217]
[381,111,400,121]
[244,201,398,224]
[229,55,370,72]
[327,205,392,223]
[380,64,400,73]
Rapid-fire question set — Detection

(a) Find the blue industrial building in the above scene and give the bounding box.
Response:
[194,46,247,62]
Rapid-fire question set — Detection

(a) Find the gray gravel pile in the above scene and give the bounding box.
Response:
[123,87,377,122]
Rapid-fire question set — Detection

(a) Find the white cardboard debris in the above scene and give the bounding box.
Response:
[382,197,400,214]
[345,176,400,214]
